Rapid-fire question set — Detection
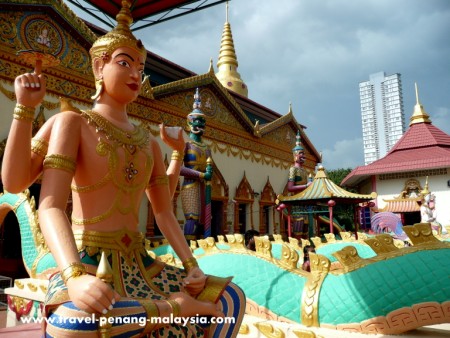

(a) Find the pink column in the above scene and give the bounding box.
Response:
[327,200,336,234]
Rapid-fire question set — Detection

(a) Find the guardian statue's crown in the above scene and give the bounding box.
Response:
[292,131,304,154]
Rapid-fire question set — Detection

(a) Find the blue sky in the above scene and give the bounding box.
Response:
[68,0,450,170]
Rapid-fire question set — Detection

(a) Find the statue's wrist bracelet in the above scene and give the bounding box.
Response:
[171,150,183,162]
[61,262,87,284]
[165,300,181,317]
[182,257,199,273]
[13,103,35,122]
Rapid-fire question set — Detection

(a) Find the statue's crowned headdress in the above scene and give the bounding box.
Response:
[187,88,205,122]
[89,0,146,63]
[292,131,304,154]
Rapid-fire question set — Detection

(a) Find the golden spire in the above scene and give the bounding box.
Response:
[226,1,229,23]
[215,2,248,97]
[409,83,431,126]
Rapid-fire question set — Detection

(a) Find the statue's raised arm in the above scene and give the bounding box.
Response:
[1,57,51,192]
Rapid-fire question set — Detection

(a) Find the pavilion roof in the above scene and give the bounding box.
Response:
[380,198,421,213]
[277,166,377,205]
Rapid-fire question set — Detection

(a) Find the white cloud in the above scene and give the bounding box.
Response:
[321,138,364,170]
[433,107,450,134]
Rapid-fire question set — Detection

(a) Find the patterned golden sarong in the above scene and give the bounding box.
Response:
[44,229,244,337]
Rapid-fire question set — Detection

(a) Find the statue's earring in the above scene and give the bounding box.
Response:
[91,77,104,100]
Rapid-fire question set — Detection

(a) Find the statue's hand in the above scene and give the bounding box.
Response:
[14,72,46,108]
[169,292,223,318]
[160,124,185,153]
[183,266,207,297]
[66,274,121,314]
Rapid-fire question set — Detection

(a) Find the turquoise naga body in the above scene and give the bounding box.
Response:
[173,231,450,335]
[0,191,57,277]
[3,190,450,334]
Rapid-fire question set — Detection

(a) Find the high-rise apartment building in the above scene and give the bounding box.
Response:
[359,72,405,165]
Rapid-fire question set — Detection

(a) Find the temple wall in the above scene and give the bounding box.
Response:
[137,138,291,235]
[212,147,288,199]
[375,173,450,227]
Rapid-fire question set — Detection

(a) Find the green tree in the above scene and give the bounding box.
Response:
[326,168,355,231]
[326,168,353,187]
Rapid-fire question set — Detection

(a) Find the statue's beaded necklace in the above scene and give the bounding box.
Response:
[81,109,149,147]
[71,110,152,225]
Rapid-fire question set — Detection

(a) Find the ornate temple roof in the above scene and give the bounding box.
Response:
[342,85,450,187]
[153,69,255,133]
[3,0,97,47]
[0,0,321,169]
[153,70,321,164]
[278,166,377,204]
[259,104,321,161]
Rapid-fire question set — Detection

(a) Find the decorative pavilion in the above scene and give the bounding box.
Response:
[277,165,377,238]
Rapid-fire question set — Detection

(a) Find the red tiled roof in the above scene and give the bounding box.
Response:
[342,122,450,186]
[389,123,450,151]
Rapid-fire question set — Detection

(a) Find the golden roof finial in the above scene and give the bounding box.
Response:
[315,164,327,178]
[208,57,214,74]
[90,0,146,62]
[409,82,431,126]
[215,1,248,97]
[226,1,229,23]
[421,176,430,196]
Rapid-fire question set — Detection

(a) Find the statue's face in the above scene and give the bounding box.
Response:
[428,199,435,209]
[293,151,306,165]
[101,47,145,104]
[189,116,206,135]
